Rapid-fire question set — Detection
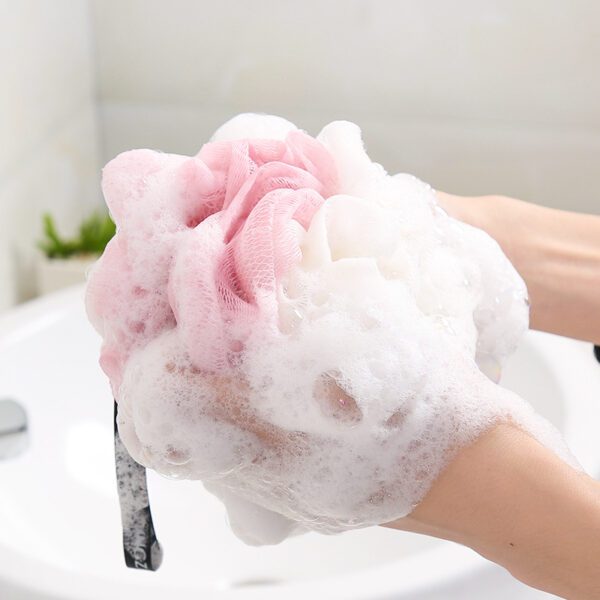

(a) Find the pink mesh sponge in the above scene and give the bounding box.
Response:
[86,114,576,545]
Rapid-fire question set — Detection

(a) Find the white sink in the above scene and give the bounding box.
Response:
[1,286,599,600]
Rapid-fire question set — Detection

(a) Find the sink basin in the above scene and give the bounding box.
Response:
[1,286,599,600]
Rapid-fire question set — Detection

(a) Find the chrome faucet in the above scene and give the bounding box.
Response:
[0,399,28,460]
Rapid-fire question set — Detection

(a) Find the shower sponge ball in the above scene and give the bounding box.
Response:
[86,114,576,545]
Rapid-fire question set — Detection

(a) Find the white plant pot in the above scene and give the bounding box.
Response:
[36,254,97,296]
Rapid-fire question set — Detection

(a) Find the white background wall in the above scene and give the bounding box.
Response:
[0,0,101,310]
[92,0,600,213]
[2,0,599,311]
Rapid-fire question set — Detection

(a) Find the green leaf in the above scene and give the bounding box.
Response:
[38,211,116,259]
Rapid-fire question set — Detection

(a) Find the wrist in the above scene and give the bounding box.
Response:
[386,424,600,598]
[436,192,538,266]
[436,192,600,342]
[500,476,600,599]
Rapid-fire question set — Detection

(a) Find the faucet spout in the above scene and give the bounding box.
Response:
[0,399,28,460]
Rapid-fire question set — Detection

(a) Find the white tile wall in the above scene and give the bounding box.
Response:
[91,0,600,129]
[100,102,600,214]
[91,0,600,214]
[1,105,101,304]
[0,1,97,180]
[0,0,101,311]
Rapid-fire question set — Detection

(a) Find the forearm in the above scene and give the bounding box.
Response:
[436,193,600,344]
[386,425,600,599]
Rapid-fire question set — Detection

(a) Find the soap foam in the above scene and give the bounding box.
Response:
[87,114,577,545]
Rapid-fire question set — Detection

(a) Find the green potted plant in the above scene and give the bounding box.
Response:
[37,212,115,295]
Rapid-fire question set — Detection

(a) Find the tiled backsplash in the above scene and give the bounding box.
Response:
[92,0,600,215]
[91,0,600,130]
[100,102,600,214]
[0,1,100,311]
[2,0,599,311]
[1,105,101,305]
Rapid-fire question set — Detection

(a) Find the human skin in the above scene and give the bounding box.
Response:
[436,193,600,344]
[386,194,600,598]
[386,424,600,599]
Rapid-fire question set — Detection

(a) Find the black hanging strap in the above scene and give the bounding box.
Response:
[114,401,163,571]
